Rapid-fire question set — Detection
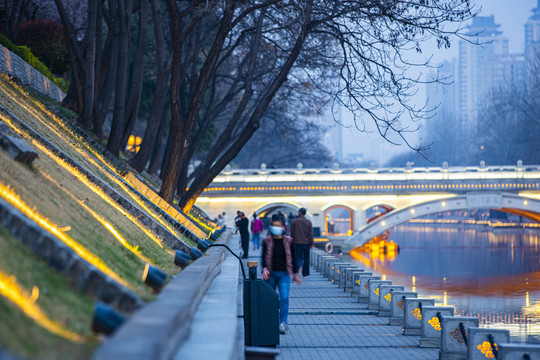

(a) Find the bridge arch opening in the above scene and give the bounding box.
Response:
[343,193,540,252]
[324,205,354,236]
[255,202,302,229]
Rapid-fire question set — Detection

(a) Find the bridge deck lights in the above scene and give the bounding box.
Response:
[442,202,446,207]
[524,200,528,206]
[410,209,415,214]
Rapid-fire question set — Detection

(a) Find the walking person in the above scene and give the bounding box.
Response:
[234,211,241,233]
[251,213,263,251]
[262,214,302,334]
[238,212,250,258]
[290,207,314,278]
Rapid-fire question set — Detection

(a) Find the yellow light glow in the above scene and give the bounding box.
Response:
[0,271,86,342]
[411,209,415,214]
[0,113,172,255]
[0,87,198,243]
[442,202,446,207]
[39,172,153,263]
[444,291,448,306]
[0,182,128,287]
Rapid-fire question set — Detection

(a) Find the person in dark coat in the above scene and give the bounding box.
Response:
[290,207,314,278]
[238,212,250,258]
[262,214,302,334]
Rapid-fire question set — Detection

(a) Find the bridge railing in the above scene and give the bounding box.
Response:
[214,164,540,181]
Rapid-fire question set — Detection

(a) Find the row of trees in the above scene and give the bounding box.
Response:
[50,0,476,212]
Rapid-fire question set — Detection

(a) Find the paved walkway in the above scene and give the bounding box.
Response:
[276,263,439,360]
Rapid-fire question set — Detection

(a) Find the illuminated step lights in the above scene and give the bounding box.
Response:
[0,182,128,288]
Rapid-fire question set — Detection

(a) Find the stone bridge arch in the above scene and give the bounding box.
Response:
[342,192,540,252]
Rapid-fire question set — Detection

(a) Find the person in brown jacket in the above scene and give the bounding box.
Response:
[262,214,302,334]
[290,207,314,278]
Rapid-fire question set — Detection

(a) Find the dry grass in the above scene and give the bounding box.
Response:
[0,227,98,360]
[0,146,177,298]
[0,74,213,360]
[0,75,195,246]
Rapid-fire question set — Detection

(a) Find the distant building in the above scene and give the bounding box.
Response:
[525,0,540,56]
[458,16,510,130]
[427,15,527,132]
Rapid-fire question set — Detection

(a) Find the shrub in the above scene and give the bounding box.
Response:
[0,33,69,93]
[16,20,69,74]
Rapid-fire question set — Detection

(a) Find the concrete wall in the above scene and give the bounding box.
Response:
[0,44,65,102]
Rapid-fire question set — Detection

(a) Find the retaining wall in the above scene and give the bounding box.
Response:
[0,44,65,102]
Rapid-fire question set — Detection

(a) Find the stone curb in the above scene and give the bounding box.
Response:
[0,197,142,313]
[92,230,233,360]
[0,105,193,252]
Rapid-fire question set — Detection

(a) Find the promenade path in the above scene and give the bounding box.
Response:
[276,262,439,360]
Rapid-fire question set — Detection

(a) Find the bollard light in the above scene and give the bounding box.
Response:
[197,238,210,251]
[91,302,125,335]
[174,250,190,267]
[142,264,168,292]
[190,247,203,260]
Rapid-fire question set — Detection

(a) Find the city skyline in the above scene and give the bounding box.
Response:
[339,0,538,167]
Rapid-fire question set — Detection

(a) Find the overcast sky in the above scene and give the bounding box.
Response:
[339,0,538,166]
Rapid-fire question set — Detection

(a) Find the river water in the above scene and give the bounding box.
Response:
[348,223,540,344]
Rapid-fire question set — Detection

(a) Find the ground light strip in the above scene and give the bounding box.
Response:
[40,172,156,264]
[0,82,194,241]
[0,182,129,288]
[0,113,173,255]
[0,271,87,342]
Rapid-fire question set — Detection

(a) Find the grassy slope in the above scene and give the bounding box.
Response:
[0,76,212,358]
[0,76,195,247]
[0,227,97,359]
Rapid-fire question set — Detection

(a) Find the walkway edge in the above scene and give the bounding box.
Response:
[92,230,233,360]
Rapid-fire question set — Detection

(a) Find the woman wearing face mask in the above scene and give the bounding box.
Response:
[261,214,303,334]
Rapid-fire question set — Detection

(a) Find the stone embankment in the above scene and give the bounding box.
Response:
[0,44,65,102]
[0,196,142,312]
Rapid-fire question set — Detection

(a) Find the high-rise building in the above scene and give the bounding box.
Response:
[457,16,509,129]
[525,0,540,56]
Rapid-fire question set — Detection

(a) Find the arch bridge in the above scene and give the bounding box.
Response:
[195,164,540,250]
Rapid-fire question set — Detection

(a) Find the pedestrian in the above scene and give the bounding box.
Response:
[290,207,314,278]
[262,214,302,334]
[238,212,250,258]
[234,211,241,233]
[216,214,223,226]
[221,212,227,227]
[251,213,263,250]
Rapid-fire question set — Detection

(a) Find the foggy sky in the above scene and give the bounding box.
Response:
[340,0,538,166]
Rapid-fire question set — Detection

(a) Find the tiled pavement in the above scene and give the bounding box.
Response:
[277,272,439,360]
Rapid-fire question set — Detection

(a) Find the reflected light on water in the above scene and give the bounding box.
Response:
[349,223,540,343]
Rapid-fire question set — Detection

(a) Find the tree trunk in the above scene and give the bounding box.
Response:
[159,0,236,203]
[147,114,166,175]
[79,0,98,130]
[129,0,169,171]
[106,0,132,155]
[121,0,149,148]
[179,6,313,212]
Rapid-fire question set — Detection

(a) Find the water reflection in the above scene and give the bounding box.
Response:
[348,224,540,343]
